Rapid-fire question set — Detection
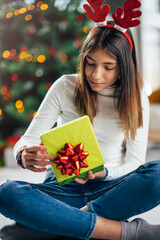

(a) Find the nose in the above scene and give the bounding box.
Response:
[92,66,103,79]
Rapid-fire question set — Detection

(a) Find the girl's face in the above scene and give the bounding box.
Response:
[85,48,120,92]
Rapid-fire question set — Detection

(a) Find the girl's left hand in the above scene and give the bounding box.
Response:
[74,168,107,184]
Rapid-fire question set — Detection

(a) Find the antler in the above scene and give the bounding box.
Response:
[83,0,110,23]
[112,0,142,29]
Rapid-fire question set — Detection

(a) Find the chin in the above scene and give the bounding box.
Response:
[90,86,104,92]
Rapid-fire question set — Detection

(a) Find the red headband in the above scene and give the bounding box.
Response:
[83,0,142,52]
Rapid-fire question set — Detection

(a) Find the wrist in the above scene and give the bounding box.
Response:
[16,147,26,169]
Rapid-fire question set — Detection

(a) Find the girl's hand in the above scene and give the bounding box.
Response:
[21,145,54,172]
[74,168,107,184]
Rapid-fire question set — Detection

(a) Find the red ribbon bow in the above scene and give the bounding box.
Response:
[53,143,89,176]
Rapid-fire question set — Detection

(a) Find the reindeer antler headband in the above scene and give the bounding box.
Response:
[83,0,142,52]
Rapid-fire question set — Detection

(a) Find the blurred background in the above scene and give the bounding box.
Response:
[0,0,160,172]
[0,0,160,228]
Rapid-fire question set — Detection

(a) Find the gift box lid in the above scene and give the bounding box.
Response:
[40,116,105,184]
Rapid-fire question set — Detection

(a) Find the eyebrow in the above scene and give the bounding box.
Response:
[86,56,117,65]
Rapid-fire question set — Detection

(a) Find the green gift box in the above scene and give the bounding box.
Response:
[40,116,105,185]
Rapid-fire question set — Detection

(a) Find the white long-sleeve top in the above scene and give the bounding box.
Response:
[14,74,149,179]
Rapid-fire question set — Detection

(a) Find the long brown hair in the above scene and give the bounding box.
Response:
[74,23,143,141]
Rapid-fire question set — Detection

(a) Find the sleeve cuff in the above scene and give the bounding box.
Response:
[16,146,26,169]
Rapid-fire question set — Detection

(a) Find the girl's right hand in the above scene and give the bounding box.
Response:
[21,145,54,172]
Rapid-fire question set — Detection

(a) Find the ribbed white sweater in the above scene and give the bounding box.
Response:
[14,74,149,179]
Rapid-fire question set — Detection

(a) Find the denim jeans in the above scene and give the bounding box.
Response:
[0,160,160,240]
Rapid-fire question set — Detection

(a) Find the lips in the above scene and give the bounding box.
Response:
[90,80,103,86]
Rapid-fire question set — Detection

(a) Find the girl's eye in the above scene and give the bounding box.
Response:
[86,59,117,70]
[105,67,114,71]
[86,60,95,66]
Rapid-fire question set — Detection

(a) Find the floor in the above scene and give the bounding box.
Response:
[0,141,160,229]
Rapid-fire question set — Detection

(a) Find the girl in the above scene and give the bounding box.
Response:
[1,0,160,239]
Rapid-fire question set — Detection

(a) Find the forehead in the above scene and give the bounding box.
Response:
[87,48,118,62]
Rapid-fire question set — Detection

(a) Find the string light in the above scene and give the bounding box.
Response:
[15,100,23,109]
[2,48,42,63]
[0,84,11,101]
[0,109,2,116]
[45,83,52,90]
[48,47,56,56]
[21,46,28,52]
[36,69,44,77]
[3,50,10,59]
[11,73,18,82]
[26,54,33,61]
[83,26,88,34]
[14,9,20,16]
[36,1,44,8]
[40,4,48,11]
[33,111,37,117]
[1,85,8,95]
[19,51,27,59]
[25,14,32,21]
[74,39,83,47]
[3,92,11,101]
[6,12,13,19]
[37,55,46,63]
[3,1,50,21]
[20,8,27,14]
[76,15,84,21]
[28,4,35,11]
[17,106,25,113]
[59,54,68,63]
[15,100,25,113]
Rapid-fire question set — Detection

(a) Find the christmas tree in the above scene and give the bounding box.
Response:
[0,0,91,141]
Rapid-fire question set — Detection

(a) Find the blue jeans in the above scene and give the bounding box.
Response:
[0,160,160,239]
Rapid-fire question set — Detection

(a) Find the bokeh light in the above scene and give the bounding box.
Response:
[17,106,25,113]
[36,1,43,7]
[74,39,83,47]
[40,4,48,11]
[6,12,13,19]
[45,83,52,90]
[1,85,8,95]
[76,15,84,21]
[15,100,23,109]
[25,14,32,21]
[14,9,20,16]
[3,50,10,59]
[59,54,68,63]
[11,73,18,82]
[19,51,27,59]
[20,8,27,14]
[3,92,11,101]
[83,26,88,34]
[33,111,37,117]
[21,46,28,52]
[37,55,46,63]
[26,54,33,61]
[28,4,35,11]
[48,47,56,56]
[36,69,44,77]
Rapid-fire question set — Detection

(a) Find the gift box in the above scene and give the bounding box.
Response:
[40,116,105,185]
